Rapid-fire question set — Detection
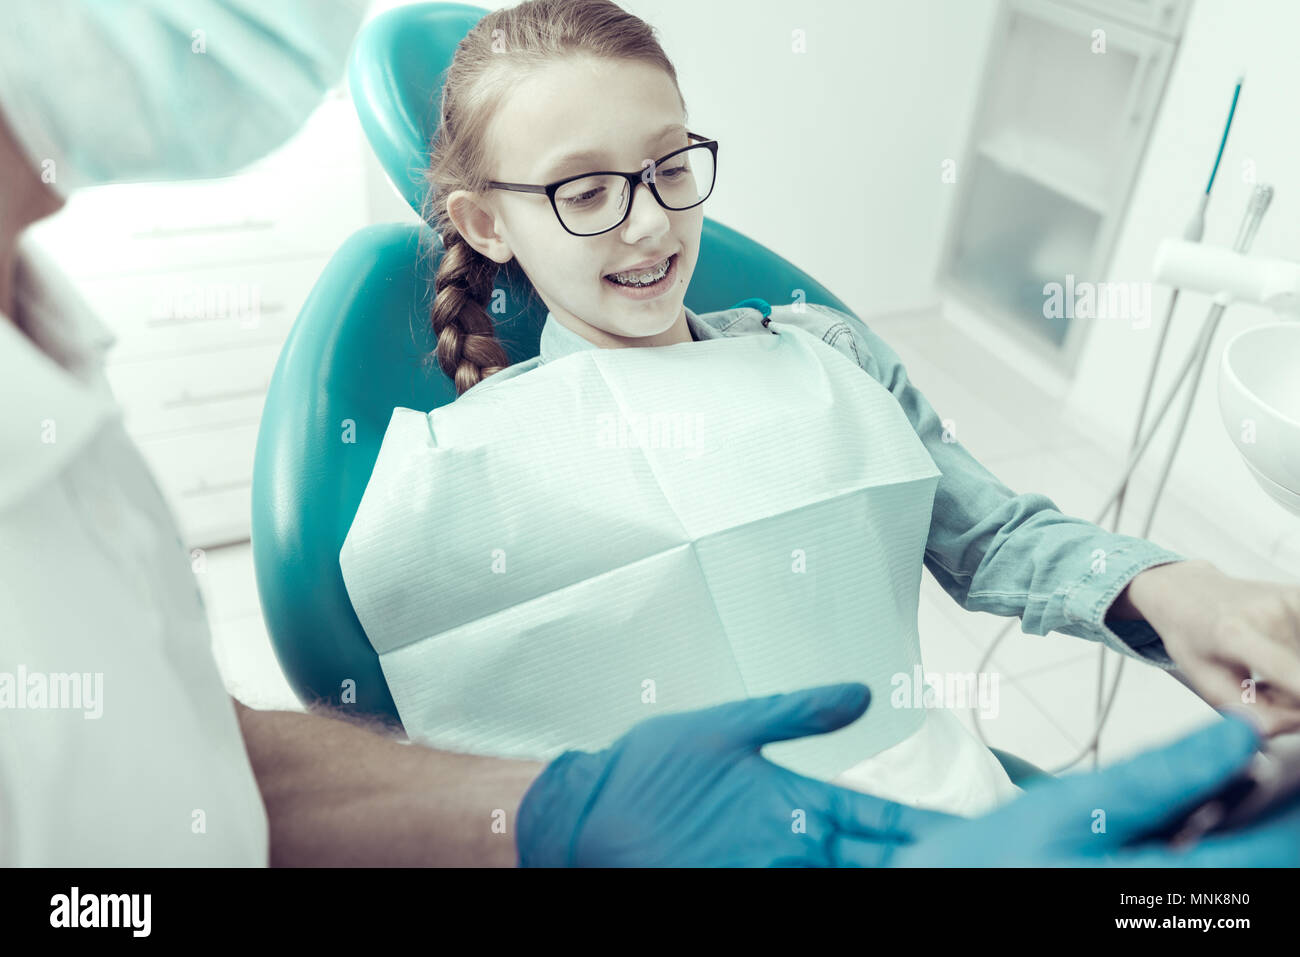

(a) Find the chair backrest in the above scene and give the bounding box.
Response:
[250,1,850,724]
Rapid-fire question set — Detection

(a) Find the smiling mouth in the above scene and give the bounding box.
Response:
[604,253,676,286]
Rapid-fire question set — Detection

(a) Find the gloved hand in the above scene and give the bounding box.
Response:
[888,711,1300,866]
[515,682,956,867]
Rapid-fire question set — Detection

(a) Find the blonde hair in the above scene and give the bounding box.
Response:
[422,0,686,396]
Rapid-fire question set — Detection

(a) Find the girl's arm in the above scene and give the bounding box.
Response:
[805,303,1187,668]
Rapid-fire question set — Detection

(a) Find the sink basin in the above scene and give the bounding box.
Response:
[1218,321,1300,516]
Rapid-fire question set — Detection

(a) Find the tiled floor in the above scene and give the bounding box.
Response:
[206,305,1289,774]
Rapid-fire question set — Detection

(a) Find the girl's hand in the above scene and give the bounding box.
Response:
[1124,559,1300,735]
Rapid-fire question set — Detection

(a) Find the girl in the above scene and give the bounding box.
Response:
[389,0,1300,814]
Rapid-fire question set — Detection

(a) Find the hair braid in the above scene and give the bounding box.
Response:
[430,230,511,396]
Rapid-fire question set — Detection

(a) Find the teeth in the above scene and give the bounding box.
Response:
[609,256,671,286]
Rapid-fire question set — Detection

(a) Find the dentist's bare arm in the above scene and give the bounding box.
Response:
[232,698,544,867]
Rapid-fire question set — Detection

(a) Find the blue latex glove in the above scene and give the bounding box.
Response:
[889,712,1300,866]
[515,682,953,867]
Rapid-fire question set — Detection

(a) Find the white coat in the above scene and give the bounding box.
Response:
[0,241,268,865]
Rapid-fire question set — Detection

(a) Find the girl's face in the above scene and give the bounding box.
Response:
[447,57,702,350]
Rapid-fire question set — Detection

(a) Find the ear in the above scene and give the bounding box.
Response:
[446,189,514,265]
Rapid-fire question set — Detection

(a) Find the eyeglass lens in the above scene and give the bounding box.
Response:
[553,144,715,235]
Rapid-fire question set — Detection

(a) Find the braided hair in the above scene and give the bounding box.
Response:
[428,228,510,396]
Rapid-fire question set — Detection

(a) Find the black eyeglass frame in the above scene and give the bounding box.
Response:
[484,132,719,237]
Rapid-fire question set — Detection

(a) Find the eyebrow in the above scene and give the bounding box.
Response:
[537,123,688,180]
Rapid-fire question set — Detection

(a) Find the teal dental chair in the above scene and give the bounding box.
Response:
[249,1,1047,787]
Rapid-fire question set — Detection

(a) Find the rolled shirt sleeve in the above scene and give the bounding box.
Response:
[813,304,1187,669]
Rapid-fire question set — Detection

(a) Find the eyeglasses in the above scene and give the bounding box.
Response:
[486,132,718,237]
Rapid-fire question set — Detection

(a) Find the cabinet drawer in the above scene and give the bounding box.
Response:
[134,422,261,548]
[174,484,253,551]
[32,168,365,277]
[26,99,368,277]
[79,257,326,363]
[105,342,281,440]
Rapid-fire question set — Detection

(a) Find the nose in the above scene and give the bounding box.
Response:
[620,179,670,241]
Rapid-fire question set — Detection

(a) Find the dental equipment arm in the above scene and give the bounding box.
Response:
[1112,74,1241,532]
[970,184,1285,772]
[1152,240,1300,316]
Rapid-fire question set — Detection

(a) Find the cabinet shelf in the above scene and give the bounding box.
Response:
[937,0,1181,374]
[976,129,1112,215]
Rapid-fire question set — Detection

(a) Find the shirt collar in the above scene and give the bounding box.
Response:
[11,233,117,378]
[0,239,119,509]
[537,306,720,365]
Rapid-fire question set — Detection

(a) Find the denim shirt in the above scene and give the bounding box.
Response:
[464,302,1189,667]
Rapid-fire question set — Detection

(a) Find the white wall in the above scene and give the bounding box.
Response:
[626,0,999,315]
[1068,0,1300,576]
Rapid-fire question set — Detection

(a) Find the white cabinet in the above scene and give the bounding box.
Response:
[1063,0,1192,38]
[937,0,1186,375]
[28,93,370,548]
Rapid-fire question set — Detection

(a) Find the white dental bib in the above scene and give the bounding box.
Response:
[340,321,949,783]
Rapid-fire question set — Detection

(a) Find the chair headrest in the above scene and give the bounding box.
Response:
[348,2,489,216]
